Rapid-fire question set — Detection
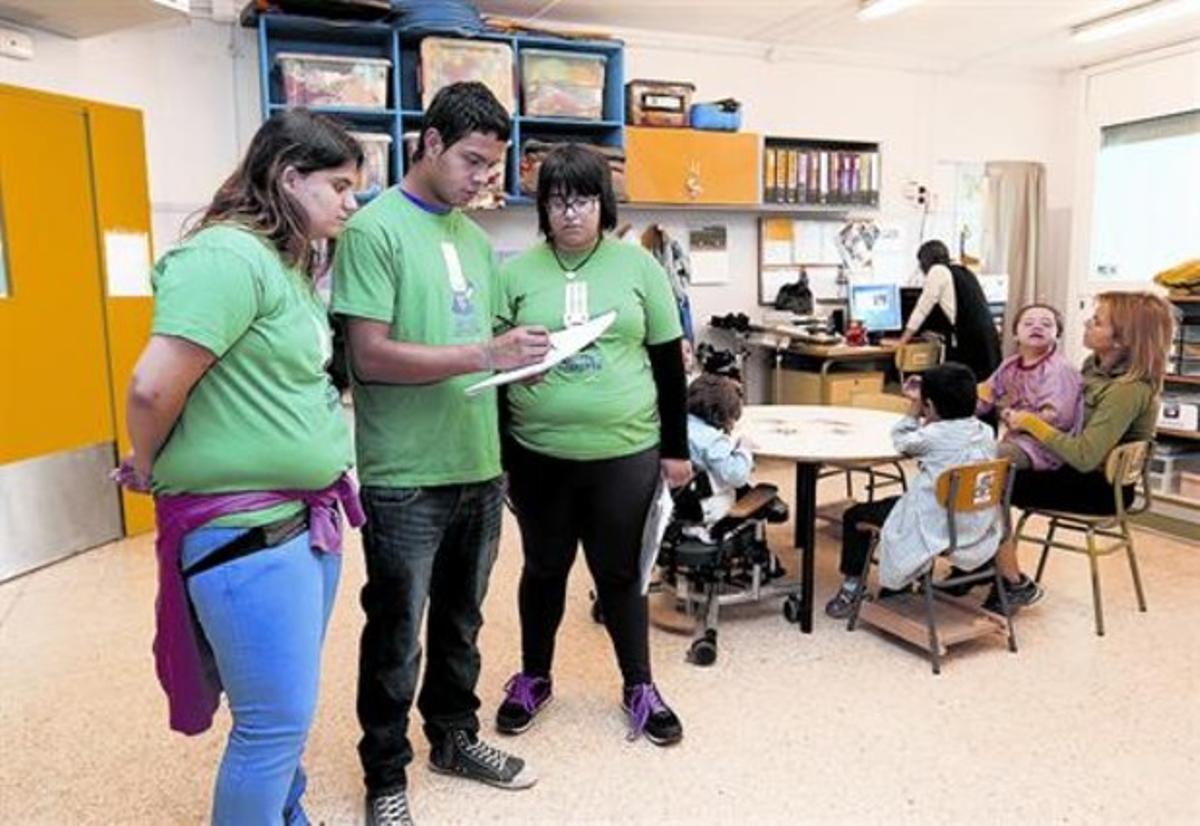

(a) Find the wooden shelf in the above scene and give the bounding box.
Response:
[1157,427,1200,441]
[1165,374,1200,385]
[1168,295,1200,303]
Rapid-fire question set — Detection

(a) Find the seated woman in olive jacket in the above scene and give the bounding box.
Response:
[960,291,1174,612]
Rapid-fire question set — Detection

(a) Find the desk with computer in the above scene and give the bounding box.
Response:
[746,281,925,405]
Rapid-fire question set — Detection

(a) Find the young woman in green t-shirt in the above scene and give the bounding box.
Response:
[495,145,691,747]
[116,110,364,824]
[968,291,1173,612]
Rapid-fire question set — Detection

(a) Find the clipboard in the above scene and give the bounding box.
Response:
[638,475,674,596]
[463,310,617,396]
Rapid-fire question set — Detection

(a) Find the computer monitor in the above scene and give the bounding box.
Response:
[848,282,902,333]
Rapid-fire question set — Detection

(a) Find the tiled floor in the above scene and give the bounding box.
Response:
[2,460,1198,824]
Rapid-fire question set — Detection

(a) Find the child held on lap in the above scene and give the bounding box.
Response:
[978,303,1083,471]
[824,363,1001,619]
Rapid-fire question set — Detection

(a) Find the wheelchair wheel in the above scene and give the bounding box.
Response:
[782,595,803,624]
[589,592,605,625]
[688,634,718,667]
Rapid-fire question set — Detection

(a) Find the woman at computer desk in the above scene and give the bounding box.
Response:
[891,239,1001,384]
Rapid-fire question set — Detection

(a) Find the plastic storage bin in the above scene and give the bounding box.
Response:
[626,79,694,127]
[689,100,742,131]
[521,49,607,119]
[420,37,515,113]
[350,132,392,199]
[277,52,390,108]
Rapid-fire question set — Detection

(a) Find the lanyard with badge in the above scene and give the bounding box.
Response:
[553,240,602,328]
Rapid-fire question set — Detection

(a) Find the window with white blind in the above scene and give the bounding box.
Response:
[1090,109,1200,283]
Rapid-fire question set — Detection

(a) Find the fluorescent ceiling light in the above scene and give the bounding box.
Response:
[1071,0,1200,42]
[858,0,921,21]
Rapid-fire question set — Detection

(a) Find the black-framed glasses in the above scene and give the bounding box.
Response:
[546,195,599,215]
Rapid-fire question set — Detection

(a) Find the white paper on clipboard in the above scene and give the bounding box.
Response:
[463,310,617,396]
[638,476,674,595]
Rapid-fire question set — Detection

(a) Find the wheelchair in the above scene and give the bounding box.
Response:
[654,475,801,666]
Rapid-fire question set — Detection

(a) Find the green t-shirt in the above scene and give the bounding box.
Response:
[500,238,682,461]
[150,224,353,527]
[332,189,500,487]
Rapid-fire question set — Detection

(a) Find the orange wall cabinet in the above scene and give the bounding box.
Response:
[625,126,760,205]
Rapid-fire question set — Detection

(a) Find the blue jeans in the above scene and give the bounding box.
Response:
[355,480,503,794]
[183,526,341,825]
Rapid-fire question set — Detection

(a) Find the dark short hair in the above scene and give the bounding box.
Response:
[536,144,618,238]
[687,374,744,432]
[415,81,510,162]
[920,363,978,420]
[917,239,951,273]
[1011,302,1065,337]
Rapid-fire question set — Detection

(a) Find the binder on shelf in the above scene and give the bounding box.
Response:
[765,147,778,202]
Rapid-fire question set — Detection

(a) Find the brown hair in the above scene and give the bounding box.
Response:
[188,109,362,275]
[687,374,744,433]
[1011,302,1065,337]
[1097,291,1176,390]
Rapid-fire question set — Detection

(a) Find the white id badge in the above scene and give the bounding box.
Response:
[563,281,589,327]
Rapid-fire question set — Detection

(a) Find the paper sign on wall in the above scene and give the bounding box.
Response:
[688,225,729,285]
[104,231,152,297]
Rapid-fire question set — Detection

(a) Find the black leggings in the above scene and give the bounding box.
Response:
[1011,466,1133,514]
[506,440,660,687]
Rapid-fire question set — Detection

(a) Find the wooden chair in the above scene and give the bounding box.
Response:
[1014,441,1152,636]
[848,458,1018,675]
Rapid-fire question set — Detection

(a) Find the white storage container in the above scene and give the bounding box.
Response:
[350,132,392,198]
[1158,397,1200,432]
[521,49,607,120]
[277,52,391,108]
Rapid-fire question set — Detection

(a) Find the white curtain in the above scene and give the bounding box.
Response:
[983,161,1046,352]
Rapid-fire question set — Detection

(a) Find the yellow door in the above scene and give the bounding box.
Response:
[0,90,123,579]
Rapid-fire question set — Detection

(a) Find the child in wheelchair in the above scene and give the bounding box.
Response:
[677,373,788,573]
[823,363,1008,619]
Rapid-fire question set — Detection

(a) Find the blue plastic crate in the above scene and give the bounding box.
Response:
[689,101,741,131]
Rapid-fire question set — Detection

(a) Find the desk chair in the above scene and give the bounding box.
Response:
[848,458,1017,675]
[820,392,911,505]
[1014,441,1152,636]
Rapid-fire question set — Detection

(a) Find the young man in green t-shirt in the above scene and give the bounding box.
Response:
[333,82,549,825]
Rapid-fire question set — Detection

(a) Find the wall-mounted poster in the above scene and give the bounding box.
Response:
[688,225,729,285]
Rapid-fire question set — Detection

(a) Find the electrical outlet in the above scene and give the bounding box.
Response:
[0,26,32,61]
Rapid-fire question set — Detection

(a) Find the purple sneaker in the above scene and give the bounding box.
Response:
[495,673,552,735]
[622,683,683,746]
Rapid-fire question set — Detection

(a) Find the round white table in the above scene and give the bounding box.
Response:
[738,405,905,632]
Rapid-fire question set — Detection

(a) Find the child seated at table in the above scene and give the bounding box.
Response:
[824,363,1002,619]
[977,303,1083,470]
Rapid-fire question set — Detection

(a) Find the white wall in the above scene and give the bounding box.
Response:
[0,16,1075,354]
[0,17,260,254]
[1061,42,1200,363]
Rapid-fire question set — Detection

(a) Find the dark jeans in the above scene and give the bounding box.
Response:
[1011,466,1134,515]
[356,479,503,794]
[506,441,660,687]
[840,496,900,578]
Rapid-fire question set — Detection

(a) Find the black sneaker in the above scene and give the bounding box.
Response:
[934,565,990,597]
[824,581,863,619]
[495,673,553,735]
[983,574,1044,614]
[429,729,537,790]
[622,683,683,746]
[366,789,415,826]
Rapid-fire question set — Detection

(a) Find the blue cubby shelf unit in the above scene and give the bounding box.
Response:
[255,13,625,207]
